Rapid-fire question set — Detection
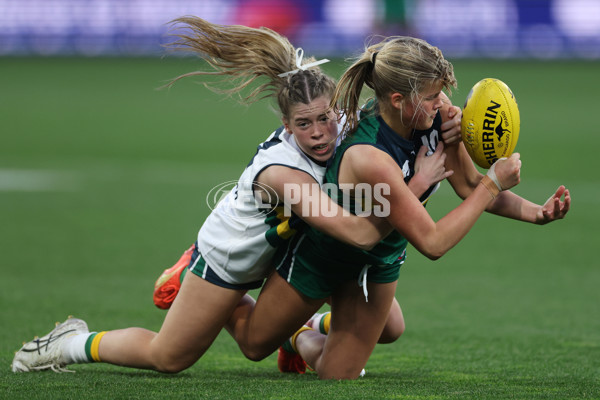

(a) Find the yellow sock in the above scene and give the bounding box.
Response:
[319,312,331,335]
[85,331,107,362]
[290,326,313,353]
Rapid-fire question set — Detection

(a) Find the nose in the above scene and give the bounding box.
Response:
[311,125,324,139]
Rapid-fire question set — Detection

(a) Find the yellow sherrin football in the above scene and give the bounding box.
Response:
[461,78,520,169]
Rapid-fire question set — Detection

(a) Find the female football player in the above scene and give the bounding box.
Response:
[275,36,571,379]
[11,17,453,374]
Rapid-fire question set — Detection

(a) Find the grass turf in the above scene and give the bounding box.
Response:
[1,57,599,399]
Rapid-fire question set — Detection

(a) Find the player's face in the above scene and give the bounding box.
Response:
[403,80,444,130]
[284,96,339,164]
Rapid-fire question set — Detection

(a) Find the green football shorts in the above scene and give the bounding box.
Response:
[275,234,403,299]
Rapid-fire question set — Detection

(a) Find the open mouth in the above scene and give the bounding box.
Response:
[312,143,329,155]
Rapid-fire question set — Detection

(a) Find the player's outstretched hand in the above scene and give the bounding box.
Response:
[535,185,571,225]
[440,105,462,146]
[494,153,522,191]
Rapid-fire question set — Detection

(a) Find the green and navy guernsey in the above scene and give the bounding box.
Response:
[195,121,344,288]
[275,101,442,299]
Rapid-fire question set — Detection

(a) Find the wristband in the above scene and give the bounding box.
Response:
[480,175,500,199]
[486,157,506,191]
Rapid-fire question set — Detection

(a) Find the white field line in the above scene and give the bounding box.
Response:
[0,169,81,191]
[0,162,241,192]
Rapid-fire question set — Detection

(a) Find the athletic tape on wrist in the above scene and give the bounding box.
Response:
[487,157,507,191]
[480,176,499,199]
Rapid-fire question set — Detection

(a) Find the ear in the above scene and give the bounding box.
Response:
[282,118,292,134]
[390,92,404,111]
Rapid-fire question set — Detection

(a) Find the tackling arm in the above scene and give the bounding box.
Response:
[256,166,392,250]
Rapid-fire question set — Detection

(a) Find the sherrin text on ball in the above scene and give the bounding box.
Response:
[461,78,520,169]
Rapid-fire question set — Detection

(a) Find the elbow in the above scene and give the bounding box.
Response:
[423,251,443,261]
[455,186,471,201]
[454,176,482,200]
[418,245,446,261]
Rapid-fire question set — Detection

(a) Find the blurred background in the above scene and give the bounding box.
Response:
[1,0,599,58]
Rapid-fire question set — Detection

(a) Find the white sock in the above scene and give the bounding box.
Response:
[61,332,94,364]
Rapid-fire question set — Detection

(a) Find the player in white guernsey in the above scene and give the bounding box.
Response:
[276,37,570,379]
[193,123,340,286]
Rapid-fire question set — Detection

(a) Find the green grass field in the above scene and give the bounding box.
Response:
[1,57,599,399]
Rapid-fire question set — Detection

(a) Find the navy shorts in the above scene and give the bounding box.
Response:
[188,243,263,290]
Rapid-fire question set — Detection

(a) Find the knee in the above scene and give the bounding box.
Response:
[150,347,196,374]
[240,348,269,362]
[237,341,272,362]
[153,357,193,374]
[378,319,405,344]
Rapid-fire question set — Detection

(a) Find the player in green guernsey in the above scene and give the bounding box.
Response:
[275,36,570,379]
[276,99,443,299]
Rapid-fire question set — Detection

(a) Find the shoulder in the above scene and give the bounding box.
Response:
[343,144,401,181]
[253,129,302,166]
[340,114,381,149]
[258,165,319,186]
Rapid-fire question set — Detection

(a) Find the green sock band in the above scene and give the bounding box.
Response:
[281,339,295,354]
[84,332,98,362]
[319,312,331,335]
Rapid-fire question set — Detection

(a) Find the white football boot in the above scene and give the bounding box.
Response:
[12,317,89,373]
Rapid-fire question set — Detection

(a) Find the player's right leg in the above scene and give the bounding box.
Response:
[309,297,405,344]
[378,297,405,343]
[13,272,247,373]
[297,279,398,379]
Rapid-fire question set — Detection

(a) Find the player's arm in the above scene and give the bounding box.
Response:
[439,92,463,146]
[256,166,393,250]
[341,145,521,259]
[484,184,570,224]
[438,93,490,197]
[435,92,484,197]
[443,137,570,224]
